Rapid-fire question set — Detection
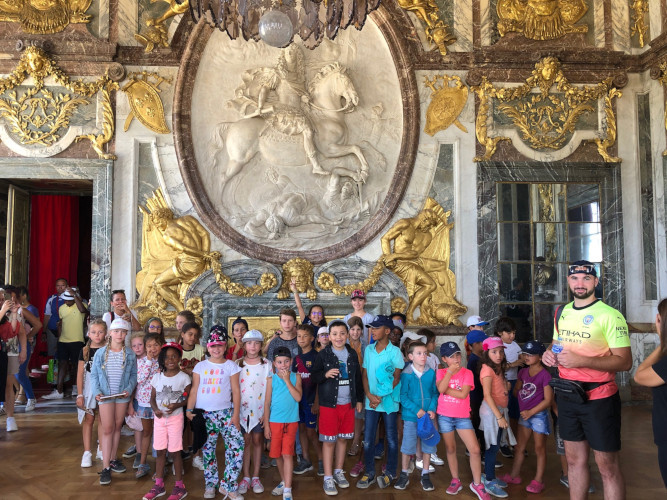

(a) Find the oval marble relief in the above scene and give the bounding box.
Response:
[174,9,418,264]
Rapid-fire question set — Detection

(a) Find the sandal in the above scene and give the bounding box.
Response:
[348,442,360,456]
[526,479,545,493]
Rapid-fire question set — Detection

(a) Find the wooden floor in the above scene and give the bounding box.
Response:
[0,401,664,499]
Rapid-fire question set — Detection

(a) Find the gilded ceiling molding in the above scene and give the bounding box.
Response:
[135,0,189,53]
[0,46,118,159]
[630,0,649,48]
[423,74,468,135]
[472,57,621,163]
[0,0,92,34]
[397,0,456,56]
[496,0,588,40]
[121,72,172,134]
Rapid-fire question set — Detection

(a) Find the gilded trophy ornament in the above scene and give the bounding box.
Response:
[397,0,456,56]
[0,46,118,159]
[381,197,466,326]
[473,57,621,162]
[277,258,317,300]
[0,0,92,34]
[121,72,172,134]
[423,74,468,136]
[630,0,649,48]
[135,0,189,53]
[496,0,588,40]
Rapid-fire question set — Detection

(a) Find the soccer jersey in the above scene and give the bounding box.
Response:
[554,300,630,399]
[292,349,317,404]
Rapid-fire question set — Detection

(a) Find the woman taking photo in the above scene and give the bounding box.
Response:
[634,298,667,488]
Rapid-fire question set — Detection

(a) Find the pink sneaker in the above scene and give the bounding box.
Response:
[446,478,463,494]
[142,484,166,500]
[350,460,364,478]
[526,479,545,493]
[469,482,491,500]
[238,478,250,494]
[167,485,187,500]
[498,473,522,485]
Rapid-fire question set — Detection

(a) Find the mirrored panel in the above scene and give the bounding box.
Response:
[567,184,600,222]
[533,222,566,262]
[497,183,530,221]
[568,223,602,262]
[533,303,562,344]
[533,262,568,303]
[498,223,531,261]
[498,263,533,302]
[533,184,566,222]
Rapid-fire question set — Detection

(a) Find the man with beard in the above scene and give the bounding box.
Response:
[543,260,631,500]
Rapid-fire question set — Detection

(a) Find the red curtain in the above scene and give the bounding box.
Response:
[28,195,79,368]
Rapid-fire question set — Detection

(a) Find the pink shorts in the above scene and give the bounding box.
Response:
[153,413,184,453]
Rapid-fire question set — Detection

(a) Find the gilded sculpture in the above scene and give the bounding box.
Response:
[496,0,588,40]
[380,198,466,326]
[0,46,118,159]
[0,0,92,34]
[135,0,189,53]
[397,0,456,56]
[317,260,386,297]
[423,74,468,135]
[473,57,621,162]
[122,72,172,134]
[630,0,649,48]
[657,62,667,156]
[277,258,317,300]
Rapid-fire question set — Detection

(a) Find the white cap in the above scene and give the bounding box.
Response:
[60,291,75,300]
[466,315,489,327]
[242,329,264,342]
[109,318,131,331]
[399,331,426,348]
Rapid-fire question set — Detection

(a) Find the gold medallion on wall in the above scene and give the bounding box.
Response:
[496,0,588,40]
[0,0,92,34]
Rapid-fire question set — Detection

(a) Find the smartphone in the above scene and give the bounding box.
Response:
[99,393,126,401]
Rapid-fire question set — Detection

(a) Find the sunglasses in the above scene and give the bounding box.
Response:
[310,312,323,316]
[148,324,161,330]
[568,264,596,276]
[318,333,329,337]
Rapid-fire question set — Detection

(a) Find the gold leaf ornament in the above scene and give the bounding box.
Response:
[424,74,468,136]
[122,72,172,134]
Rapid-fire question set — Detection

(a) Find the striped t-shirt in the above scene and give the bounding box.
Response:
[106,350,125,394]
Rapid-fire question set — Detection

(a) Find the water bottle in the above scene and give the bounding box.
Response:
[552,338,563,365]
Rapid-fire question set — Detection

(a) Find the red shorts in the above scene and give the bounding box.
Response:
[318,404,354,442]
[269,422,298,458]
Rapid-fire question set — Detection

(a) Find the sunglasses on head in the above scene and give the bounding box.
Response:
[111,289,125,295]
[568,264,596,276]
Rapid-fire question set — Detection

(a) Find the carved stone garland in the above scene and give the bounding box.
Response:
[472,57,621,163]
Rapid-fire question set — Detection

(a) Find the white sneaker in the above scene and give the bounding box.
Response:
[6,417,18,432]
[25,399,36,412]
[415,459,435,473]
[96,445,103,461]
[120,425,134,436]
[42,389,64,400]
[81,451,93,467]
[430,452,445,466]
[204,487,216,499]
[193,455,204,470]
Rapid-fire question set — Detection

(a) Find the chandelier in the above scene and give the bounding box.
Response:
[184,0,381,48]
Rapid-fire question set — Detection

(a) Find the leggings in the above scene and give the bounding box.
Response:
[15,343,34,399]
[484,428,503,480]
[658,444,667,488]
[203,408,244,491]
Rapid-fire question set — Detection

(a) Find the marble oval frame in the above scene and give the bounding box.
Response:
[173,8,419,264]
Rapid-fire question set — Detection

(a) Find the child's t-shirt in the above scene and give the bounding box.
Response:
[362,342,405,413]
[193,359,241,411]
[136,357,159,407]
[181,344,205,371]
[238,359,272,432]
[426,352,440,372]
[270,372,299,423]
[292,349,317,405]
[150,371,191,416]
[504,341,522,381]
[436,367,474,418]
[480,364,509,408]
[467,352,483,405]
[517,366,552,412]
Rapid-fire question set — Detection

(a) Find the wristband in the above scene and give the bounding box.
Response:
[497,416,504,420]
[186,408,194,413]
[76,395,84,399]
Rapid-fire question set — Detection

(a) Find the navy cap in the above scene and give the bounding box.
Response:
[522,341,546,355]
[440,341,461,357]
[466,330,487,345]
[365,315,394,329]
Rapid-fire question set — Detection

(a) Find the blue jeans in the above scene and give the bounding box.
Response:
[484,427,503,480]
[15,342,34,400]
[363,410,398,478]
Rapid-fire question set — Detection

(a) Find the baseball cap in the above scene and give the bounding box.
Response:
[351,289,366,299]
[466,330,487,345]
[466,315,489,327]
[109,318,131,331]
[242,329,263,342]
[483,337,506,351]
[568,260,598,277]
[522,340,546,355]
[399,331,426,348]
[440,341,461,357]
[273,346,292,359]
[161,341,183,353]
[365,315,394,329]
[392,319,404,333]
[207,325,228,346]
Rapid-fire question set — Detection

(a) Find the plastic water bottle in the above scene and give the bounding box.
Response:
[552,339,563,364]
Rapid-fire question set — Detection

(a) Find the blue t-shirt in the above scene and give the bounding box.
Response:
[270,372,299,423]
[362,342,404,413]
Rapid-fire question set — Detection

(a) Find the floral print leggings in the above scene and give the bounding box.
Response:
[203,408,244,491]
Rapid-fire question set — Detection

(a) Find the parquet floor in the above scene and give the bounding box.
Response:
[0,401,664,499]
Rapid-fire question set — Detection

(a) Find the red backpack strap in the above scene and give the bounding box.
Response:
[553,305,565,334]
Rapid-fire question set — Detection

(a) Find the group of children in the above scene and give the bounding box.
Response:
[75,288,558,500]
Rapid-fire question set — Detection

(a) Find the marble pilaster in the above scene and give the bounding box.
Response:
[611,0,631,52]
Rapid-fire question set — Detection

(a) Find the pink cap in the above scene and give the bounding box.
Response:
[482,337,506,351]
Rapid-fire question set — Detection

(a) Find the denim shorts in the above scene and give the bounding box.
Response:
[133,399,154,419]
[400,419,437,455]
[519,409,551,435]
[437,415,474,434]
